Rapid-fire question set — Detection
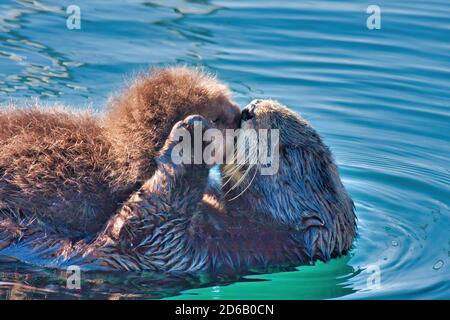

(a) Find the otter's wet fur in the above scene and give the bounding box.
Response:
[222,100,356,262]
[0,67,240,238]
[0,101,356,273]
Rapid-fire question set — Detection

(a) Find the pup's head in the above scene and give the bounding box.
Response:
[105,66,240,182]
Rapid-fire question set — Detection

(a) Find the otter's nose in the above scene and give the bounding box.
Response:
[251,99,262,105]
[241,108,254,122]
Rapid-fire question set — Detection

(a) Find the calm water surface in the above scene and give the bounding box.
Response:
[0,0,449,299]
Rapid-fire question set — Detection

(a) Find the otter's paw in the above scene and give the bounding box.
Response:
[163,115,219,166]
[171,114,213,136]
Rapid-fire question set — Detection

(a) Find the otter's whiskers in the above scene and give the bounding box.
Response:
[223,140,260,201]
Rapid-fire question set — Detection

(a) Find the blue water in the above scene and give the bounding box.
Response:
[0,0,449,299]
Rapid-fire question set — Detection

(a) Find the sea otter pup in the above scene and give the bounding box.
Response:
[0,67,240,238]
[0,100,356,272]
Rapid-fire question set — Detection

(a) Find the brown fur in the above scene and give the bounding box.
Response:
[0,67,240,238]
[104,67,240,185]
[0,104,355,273]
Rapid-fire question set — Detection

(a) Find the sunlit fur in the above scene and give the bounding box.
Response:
[104,66,240,185]
[0,101,355,273]
[0,67,240,237]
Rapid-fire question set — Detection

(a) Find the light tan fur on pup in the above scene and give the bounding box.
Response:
[0,67,240,238]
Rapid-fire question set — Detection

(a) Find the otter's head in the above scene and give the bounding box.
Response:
[224,99,355,245]
[239,99,323,149]
[105,66,241,183]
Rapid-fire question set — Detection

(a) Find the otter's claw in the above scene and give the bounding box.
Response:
[172,114,213,135]
[162,115,216,166]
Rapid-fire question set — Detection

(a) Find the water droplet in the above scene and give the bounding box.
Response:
[391,240,398,247]
[433,260,444,270]
[212,286,220,293]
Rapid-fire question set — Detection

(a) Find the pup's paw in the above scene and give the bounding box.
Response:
[162,115,218,166]
[171,115,213,137]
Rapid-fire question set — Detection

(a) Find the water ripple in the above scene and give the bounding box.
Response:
[0,0,449,299]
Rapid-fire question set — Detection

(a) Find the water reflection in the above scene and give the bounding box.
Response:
[0,257,358,300]
[168,257,358,300]
[0,0,86,99]
[142,0,223,16]
[0,262,210,299]
[141,0,258,100]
